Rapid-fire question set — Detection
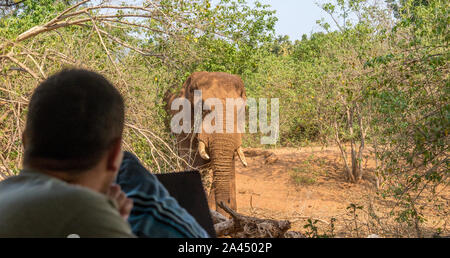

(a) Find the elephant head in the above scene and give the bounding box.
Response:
[165,72,248,215]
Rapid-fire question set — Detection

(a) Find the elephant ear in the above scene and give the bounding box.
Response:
[183,76,192,96]
[236,76,247,100]
[184,74,200,99]
[241,88,247,100]
[163,87,176,116]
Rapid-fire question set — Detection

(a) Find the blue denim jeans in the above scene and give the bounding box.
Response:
[116,151,209,238]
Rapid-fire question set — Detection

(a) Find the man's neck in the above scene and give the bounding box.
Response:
[24,165,107,194]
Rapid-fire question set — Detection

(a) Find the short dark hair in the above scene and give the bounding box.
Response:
[23,69,125,172]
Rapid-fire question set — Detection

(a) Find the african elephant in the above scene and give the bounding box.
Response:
[164,72,248,215]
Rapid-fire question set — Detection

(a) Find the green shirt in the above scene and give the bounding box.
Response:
[0,169,135,238]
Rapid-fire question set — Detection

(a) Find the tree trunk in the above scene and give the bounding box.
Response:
[334,117,355,182]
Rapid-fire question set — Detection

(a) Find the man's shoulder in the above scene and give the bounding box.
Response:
[0,170,109,206]
[0,170,133,238]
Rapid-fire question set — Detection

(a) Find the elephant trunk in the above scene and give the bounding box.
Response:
[209,134,238,216]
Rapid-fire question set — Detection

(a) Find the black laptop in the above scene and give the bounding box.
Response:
[155,171,216,237]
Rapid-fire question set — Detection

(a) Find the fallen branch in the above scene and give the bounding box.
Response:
[212,202,304,238]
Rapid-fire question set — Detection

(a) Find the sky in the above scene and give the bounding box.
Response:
[247,0,335,41]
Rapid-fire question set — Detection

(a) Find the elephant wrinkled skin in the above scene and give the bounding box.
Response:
[164,72,248,216]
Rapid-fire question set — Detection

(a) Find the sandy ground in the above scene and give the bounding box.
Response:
[234,147,449,237]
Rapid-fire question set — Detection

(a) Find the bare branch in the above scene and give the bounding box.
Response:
[1,54,40,80]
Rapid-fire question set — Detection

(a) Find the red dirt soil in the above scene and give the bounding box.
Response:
[234,147,449,237]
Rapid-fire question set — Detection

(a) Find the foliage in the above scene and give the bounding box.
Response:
[367,0,449,236]
[303,218,336,238]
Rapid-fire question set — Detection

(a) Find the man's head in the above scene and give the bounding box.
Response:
[23,69,125,192]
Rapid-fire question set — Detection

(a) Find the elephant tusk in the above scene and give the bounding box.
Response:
[237,147,248,167]
[198,141,210,160]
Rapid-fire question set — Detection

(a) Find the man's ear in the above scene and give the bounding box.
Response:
[106,138,123,173]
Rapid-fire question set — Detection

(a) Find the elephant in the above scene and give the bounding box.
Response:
[164,71,248,215]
